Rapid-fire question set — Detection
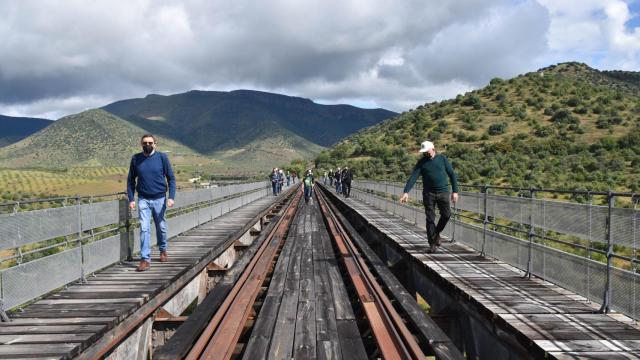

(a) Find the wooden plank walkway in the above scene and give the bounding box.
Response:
[0,194,282,360]
[338,194,640,360]
[243,198,367,360]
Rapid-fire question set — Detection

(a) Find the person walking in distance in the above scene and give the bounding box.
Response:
[270,168,278,196]
[279,169,285,191]
[334,167,342,194]
[328,168,334,186]
[341,166,353,198]
[286,171,291,187]
[400,141,458,253]
[303,169,315,204]
[127,134,176,271]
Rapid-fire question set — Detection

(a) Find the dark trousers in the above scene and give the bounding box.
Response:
[272,182,277,196]
[342,181,351,197]
[423,192,451,245]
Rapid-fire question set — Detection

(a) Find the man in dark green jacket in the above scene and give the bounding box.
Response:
[400,141,458,253]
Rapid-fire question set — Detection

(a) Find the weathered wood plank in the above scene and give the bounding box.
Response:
[335,320,367,360]
[0,333,94,345]
[0,343,79,358]
[0,325,105,335]
[293,300,316,359]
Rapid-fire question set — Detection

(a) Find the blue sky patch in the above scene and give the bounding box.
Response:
[627,1,640,29]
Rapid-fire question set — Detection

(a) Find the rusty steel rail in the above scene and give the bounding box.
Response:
[316,189,427,360]
[186,189,302,360]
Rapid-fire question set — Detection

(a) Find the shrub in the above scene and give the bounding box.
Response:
[595,118,610,129]
[487,122,507,135]
[490,77,504,85]
[574,106,588,114]
[462,95,482,108]
[534,126,553,137]
[566,97,580,107]
[551,109,578,124]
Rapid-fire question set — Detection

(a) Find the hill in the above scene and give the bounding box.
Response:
[0,115,52,147]
[317,62,640,193]
[0,109,198,168]
[103,89,396,155]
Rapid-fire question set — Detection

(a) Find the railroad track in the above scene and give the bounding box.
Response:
[155,186,462,359]
[316,190,426,360]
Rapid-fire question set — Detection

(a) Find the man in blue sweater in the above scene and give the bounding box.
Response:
[127,134,176,271]
[400,141,458,253]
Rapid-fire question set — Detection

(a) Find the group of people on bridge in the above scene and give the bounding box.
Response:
[326,167,354,198]
[126,133,458,272]
[269,168,297,196]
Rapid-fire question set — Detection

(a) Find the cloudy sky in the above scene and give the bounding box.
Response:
[1,0,639,119]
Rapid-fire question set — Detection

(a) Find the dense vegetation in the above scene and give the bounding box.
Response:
[316,62,640,193]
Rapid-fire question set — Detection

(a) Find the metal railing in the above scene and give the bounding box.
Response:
[0,181,274,313]
[350,180,639,321]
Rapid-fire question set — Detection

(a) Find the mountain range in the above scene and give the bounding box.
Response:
[317,62,640,193]
[0,90,395,170]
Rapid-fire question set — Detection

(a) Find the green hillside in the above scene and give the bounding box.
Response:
[0,89,394,173]
[0,115,52,147]
[103,90,396,154]
[0,109,197,168]
[317,62,640,192]
[214,125,324,166]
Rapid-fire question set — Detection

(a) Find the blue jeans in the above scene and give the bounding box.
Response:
[272,182,277,195]
[304,186,313,203]
[138,197,168,261]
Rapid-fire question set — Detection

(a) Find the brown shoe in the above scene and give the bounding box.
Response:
[160,251,168,263]
[434,233,442,246]
[137,260,150,272]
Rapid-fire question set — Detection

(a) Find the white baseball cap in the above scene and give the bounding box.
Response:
[419,140,434,153]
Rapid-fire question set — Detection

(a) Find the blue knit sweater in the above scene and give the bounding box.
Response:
[127,152,176,201]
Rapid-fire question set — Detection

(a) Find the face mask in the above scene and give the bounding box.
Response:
[142,145,154,154]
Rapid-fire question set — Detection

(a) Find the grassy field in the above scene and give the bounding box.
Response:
[0,163,274,202]
[0,167,130,199]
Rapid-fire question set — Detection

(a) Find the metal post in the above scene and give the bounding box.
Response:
[451,198,458,244]
[392,182,396,216]
[632,195,638,321]
[481,186,488,256]
[599,191,614,314]
[13,202,23,264]
[414,185,419,226]
[119,197,133,261]
[385,180,389,212]
[77,196,86,283]
[587,192,593,302]
[524,190,535,279]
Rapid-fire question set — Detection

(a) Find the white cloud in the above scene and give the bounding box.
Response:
[0,95,115,119]
[536,0,640,69]
[0,0,638,119]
